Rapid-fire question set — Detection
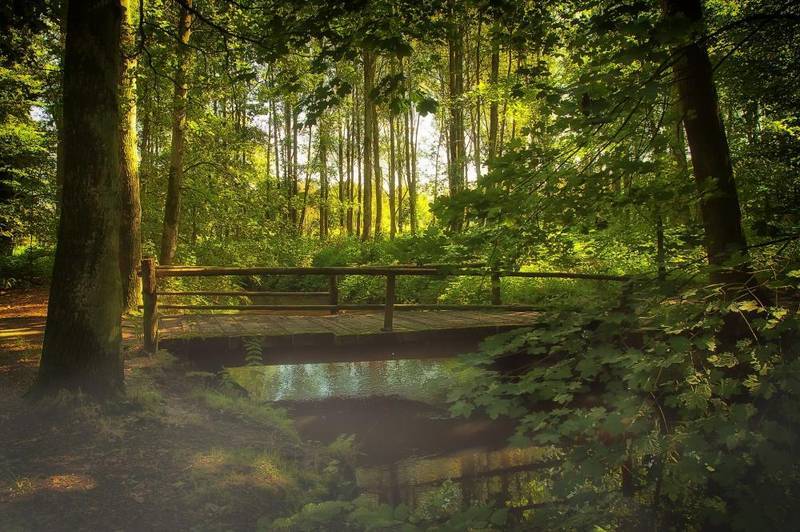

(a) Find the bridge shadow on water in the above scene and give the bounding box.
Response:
[193,344,554,509]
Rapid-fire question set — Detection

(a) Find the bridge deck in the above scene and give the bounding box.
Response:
[157,310,541,363]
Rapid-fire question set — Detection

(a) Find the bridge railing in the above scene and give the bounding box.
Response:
[139,257,629,353]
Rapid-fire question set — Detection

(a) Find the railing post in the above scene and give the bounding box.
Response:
[383,274,396,331]
[142,257,159,353]
[329,274,338,314]
[491,270,501,305]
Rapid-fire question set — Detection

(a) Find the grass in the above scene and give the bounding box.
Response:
[189,386,300,444]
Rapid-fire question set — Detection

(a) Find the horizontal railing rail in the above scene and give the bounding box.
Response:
[139,257,629,353]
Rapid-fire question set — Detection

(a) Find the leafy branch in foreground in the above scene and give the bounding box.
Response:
[448,269,800,530]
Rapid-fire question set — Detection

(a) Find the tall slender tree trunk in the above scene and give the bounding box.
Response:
[159,0,192,265]
[498,48,512,158]
[473,17,482,180]
[447,0,466,230]
[271,98,281,181]
[356,89,363,236]
[346,95,354,235]
[292,107,299,225]
[656,211,666,281]
[37,0,124,397]
[299,125,313,232]
[407,106,418,233]
[488,35,499,163]
[663,0,751,287]
[337,121,345,230]
[284,101,294,223]
[361,51,374,240]
[372,97,382,237]
[389,115,397,238]
[119,0,141,311]
[320,125,330,239]
[397,110,404,233]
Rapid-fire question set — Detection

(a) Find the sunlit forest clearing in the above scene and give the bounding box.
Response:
[1,0,799,530]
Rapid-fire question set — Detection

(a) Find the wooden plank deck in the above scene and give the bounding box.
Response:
[157,310,541,364]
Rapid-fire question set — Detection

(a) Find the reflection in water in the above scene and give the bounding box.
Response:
[226,359,453,403]
[226,359,552,509]
[358,446,556,507]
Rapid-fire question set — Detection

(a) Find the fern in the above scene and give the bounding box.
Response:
[243,337,264,366]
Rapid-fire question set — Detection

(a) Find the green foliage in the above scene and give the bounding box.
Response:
[265,490,514,532]
[0,245,53,288]
[191,385,299,444]
[448,268,800,530]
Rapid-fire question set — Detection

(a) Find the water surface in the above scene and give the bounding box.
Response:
[225,358,552,506]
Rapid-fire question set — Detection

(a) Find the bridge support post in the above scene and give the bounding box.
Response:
[142,257,159,354]
[491,271,501,305]
[383,274,395,331]
[329,275,338,314]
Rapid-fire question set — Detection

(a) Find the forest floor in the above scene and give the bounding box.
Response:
[0,288,309,531]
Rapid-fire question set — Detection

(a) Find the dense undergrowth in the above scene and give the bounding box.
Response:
[252,251,800,531]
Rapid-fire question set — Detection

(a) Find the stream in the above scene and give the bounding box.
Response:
[225,359,552,508]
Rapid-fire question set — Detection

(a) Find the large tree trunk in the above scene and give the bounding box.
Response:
[361,51,374,240]
[36,0,124,397]
[159,0,192,265]
[663,0,751,287]
[119,0,141,311]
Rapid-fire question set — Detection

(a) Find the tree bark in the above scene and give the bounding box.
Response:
[473,17,482,180]
[447,0,466,230]
[372,92,382,237]
[298,125,313,232]
[663,0,751,286]
[389,114,397,239]
[488,34,499,163]
[337,121,345,230]
[346,93,354,235]
[407,106,418,233]
[271,98,281,182]
[119,0,141,311]
[36,0,124,397]
[361,50,374,240]
[159,0,192,265]
[320,124,329,239]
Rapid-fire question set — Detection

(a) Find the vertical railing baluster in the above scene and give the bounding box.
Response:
[142,256,159,353]
[491,270,501,305]
[329,274,339,314]
[383,274,396,331]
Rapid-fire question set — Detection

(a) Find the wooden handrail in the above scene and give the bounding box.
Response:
[154,266,442,277]
[156,290,329,297]
[140,257,629,353]
[152,303,542,311]
[153,264,629,282]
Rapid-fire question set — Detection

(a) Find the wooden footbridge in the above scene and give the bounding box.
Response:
[139,259,628,363]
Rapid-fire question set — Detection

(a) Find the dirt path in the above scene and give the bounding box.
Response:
[0,288,307,531]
